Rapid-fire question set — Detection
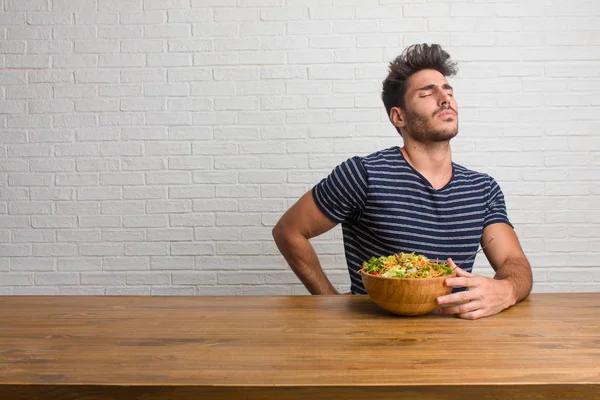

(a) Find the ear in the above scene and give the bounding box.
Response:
[389,106,406,132]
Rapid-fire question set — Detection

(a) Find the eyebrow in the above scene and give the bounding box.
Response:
[417,83,453,91]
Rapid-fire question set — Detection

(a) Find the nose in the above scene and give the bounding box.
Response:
[438,89,451,107]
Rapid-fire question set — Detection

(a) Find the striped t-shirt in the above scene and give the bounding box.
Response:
[312,146,512,294]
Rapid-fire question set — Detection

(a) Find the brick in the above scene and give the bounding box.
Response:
[146,172,191,185]
[98,84,143,97]
[0,273,34,285]
[11,258,55,271]
[0,130,27,144]
[73,11,116,24]
[148,112,193,126]
[147,200,192,214]
[150,256,194,270]
[75,68,119,83]
[120,11,165,24]
[0,71,27,85]
[145,84,189,97]
[168,9,211,23]
[195,256,239,271]
[8,115,51,128]
[104,257,150,271]
[77,158,120,172]
[73,128,118,142]
[126,272,169,285]
[9,201,53,215]
[122,157,166,171]
[29,99,75,114]
[172,271,217,284]
[215,212,261,226]
[144,24,190,38]
[54,114,98,128]
[81,272,126,285]
[152,286,196,295]
[123,186,167,200]
[54,84,97,98]
[8,27,51,40]
[12,230,55,243]
[195,227,241,241]
[55,173,98,186]
[169,214,214,227]
[146,141,191,156]
[171,243,214,256]
[77,187,122,201]
[33,243,78,256]
[123,215,167,228]
[168,185,213,199]
[101,200,145,215]
[0,188,29,201]
[168,126,212,141]
[121,39,164,53]
[31,187,74,200]
[102,230,146,242]
[8,173,53,187]
[0,41,27,54]
[99,26,142,39]
[32,216,76,228]
[125,243,168,256]
[148,228,193,242]
[193,171,237,184]
[98,0,142,10]
[78,216,122,228]
[5,0,47,11]
[80,244,124,256]
[99,54,145,68]
[29,130,75,143]
[100,142,143,156]
[0,244,31,256]
[100,173,144,186]
[218,271,263,285]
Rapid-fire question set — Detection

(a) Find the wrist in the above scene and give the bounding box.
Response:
[499,278,518,307]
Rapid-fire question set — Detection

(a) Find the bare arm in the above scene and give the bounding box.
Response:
[272,190,338,294]
[481,222,533,305]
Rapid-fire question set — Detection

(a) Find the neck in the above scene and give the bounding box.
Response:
[400,138,453,190]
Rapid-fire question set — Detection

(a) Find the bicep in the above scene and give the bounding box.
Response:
[275,190,337,240]
[481,222,527,271]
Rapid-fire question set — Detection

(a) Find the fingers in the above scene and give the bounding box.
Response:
[457,309,486,320]
[447,258,474,277]
[437,288,477,305]
[439,300,482,316]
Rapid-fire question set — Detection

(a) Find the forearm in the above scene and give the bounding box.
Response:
[273,229,338,295]
[494,255,533,305]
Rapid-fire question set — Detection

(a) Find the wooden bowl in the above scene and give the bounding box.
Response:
[360,269,456,316]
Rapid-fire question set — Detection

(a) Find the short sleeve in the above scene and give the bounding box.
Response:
[312,156,368,224]
[484,178,513,229]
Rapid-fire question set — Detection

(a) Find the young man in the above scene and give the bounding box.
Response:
[272,44,532,320]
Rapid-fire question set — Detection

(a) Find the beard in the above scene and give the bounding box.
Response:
[403,107,459,143]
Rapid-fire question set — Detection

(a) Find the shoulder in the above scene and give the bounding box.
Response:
[357,146,404,168]
[452,162,496,187]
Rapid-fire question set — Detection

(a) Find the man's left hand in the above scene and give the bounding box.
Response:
[436,258,516,320]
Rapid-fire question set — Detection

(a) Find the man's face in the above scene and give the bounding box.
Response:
[393,69,459,143]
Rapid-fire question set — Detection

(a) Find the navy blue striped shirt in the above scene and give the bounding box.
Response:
[312,146,512,294]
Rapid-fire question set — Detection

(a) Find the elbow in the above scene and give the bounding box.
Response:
[272,219,300,251]
[272,220,288,248]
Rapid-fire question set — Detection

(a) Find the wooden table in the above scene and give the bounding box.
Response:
[0,293,599,399]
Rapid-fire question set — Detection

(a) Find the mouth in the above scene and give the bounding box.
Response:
[437,110,456,119]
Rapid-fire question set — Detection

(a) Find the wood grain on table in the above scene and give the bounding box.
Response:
[1,293,599,399]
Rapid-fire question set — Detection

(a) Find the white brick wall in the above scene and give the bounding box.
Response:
[1,0,599,295]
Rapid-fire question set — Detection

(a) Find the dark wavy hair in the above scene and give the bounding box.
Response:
[382,44,458,134]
